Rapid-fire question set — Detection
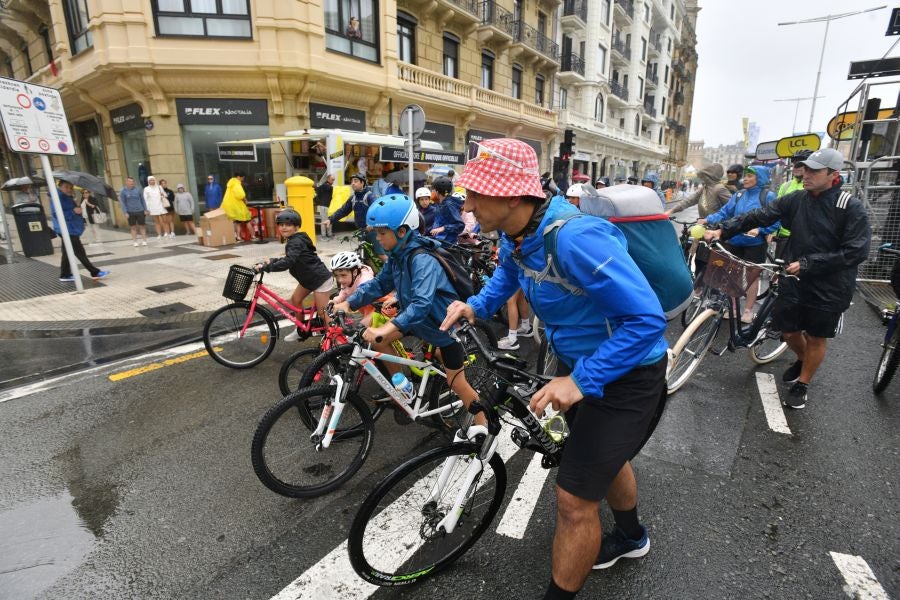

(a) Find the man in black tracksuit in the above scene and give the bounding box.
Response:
[705,148,870,409]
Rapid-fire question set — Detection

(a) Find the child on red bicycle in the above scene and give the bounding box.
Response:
[329,250,395,327]
[255,209,333,341]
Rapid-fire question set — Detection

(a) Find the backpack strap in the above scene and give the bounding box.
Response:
[511,213,586,296]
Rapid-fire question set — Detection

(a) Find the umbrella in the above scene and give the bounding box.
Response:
[571,172,590,183]
[426,165,456,179]
[52,170,117,199]
[385,169,426,188]
[1,175,46,191]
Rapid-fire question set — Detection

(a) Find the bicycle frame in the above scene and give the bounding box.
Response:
[703,264,785,352]
[242,276,325,338]
[313,343,460,449]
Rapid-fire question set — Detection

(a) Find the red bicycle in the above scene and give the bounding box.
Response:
[203,265,344,369]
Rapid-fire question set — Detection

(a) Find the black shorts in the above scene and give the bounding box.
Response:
[772,300,843,338]
[723,242,767,263]
[127,212,146,226]
[555,357,667,501]
[178,214,194,222]
[439,340,466,371]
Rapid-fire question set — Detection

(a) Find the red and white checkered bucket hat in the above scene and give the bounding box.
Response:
[456,138,544,199]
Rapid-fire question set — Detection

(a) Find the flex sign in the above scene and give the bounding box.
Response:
[775,133,820,158]
[0,77,75,155]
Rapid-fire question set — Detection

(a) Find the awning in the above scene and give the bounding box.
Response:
[219,129,443,150]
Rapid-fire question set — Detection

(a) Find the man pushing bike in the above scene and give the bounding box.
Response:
[441,138,668,599]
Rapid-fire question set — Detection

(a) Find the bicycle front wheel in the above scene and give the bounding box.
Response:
[348,443,506,587]
[681,285,710,328]
[251,385,374,498]
[667,308,722,394]
[748,319,788,365]
[278,347,320,395]
[873,324,900,393]
[203,301,277,369]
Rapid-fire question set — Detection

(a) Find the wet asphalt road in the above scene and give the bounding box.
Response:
[0,304,898,600]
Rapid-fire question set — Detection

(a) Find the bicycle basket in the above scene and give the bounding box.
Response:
[223,265,256,300]
[702,248,762,297]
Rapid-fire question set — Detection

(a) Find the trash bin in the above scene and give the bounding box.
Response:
[11,202,53,257]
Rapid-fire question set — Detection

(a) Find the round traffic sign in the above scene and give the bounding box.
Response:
[17,137,30,150]
[16,94,31,109]
[38,139,50,151]
[57,141,69,152]
[399,104,426,138]
[33,97,46,111]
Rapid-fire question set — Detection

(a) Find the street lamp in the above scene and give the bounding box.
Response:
[778,5,887,133]
[773,96,825,134]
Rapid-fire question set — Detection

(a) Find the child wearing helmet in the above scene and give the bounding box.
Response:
[255,209,333,340]
[330,193,484,425]
[329,250,392,326]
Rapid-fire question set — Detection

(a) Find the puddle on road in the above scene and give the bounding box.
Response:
[0,492,97,598]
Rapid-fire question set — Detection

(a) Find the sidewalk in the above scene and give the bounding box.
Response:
[0,212,354,333]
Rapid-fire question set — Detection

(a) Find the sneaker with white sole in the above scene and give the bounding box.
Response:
[59,275,76,282]
[141,240,148,246]
[133,242,140,247]
[284,329,301,342]
[92,270,110,280]
[593,526,650,570]
[516,323,534,336]
[496,335,520,351]
[783,381,807,409]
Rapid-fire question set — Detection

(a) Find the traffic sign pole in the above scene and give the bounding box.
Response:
[408,110,415,199]
[40,153,83,292]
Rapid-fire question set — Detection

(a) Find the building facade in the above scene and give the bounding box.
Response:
[552,0,698,184]
[0,0,560,223]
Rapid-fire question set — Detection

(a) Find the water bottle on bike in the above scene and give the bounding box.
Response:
[391,372,415,406]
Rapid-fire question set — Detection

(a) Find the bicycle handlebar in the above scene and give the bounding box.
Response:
[878,243,900,257]
[670,217,697,226]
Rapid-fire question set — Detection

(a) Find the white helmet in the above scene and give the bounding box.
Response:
[330,251,362,271]
[415,186,431,199]
[566,183,585,198]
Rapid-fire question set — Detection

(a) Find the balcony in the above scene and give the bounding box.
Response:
[397,62,557,128]
[476,0,515,43]
[646,70,659,88]
[436,0,481,25]
[674,91,684,105]
[559,52,586,83]
[614,0,635,22]
[561,0,588,29]
[610,79,629,102]
[611,37,631,62]
[672,59,685,75]
[511,19,560,63]
[649,36,662,57]
[666,117,679,129]
[643,100,657,118]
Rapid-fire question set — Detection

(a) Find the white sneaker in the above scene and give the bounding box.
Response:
[516,323,534,336]
[170,232,176,238]
[497,335,520,351]
[157,234,162,239]
[141,240,148,246]
[133,242,139,247]
[284,329,301,342]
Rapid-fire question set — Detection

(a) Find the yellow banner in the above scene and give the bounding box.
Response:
[827,108,896,140]
[775,133,821,158]
[742,117,750,149]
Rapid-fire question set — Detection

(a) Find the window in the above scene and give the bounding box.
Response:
[644,2,651,21]
[664,65,669,85]
[514,0,522,23]
[535,74,545,106]
[667,38,672,53]
[397,12,415,63]
[63,0,93,54]
[153,0,252,39]
[641,37,647,62]
[634,115,641,136]
[537,12,547,37]
[601,0,611,24]
[559,88,568,109]
[20,43,32,77]
[597,45,607,75]
[511,64,522,99]
[325,1,379,61]
[443,33,459,78]
[670,3,675,20]
[638,76,644,100]
[661,96,666,114]
[481,50,494,89]
[39,25,53,62]
[594,94,604,122]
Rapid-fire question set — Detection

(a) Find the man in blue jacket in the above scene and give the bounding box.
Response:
[428,176,464,244]
[204,174,223,211]
[326,174,386,261]
[443,139,668,600]
[54,181,109,282]
[119,176,148,246]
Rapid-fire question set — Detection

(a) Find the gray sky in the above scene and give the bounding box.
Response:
[690,1,900,147]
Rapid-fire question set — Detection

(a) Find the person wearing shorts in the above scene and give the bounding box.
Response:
[119,176,148,246]
[705,148,871,409]
[442,138,668,599]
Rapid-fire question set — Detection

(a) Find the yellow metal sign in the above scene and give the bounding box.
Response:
[827,108,896,141]
[775,134,821,158]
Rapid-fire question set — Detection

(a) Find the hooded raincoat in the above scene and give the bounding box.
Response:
[221,176,251,222]
[704,166,779,247]
[667,164,731,217]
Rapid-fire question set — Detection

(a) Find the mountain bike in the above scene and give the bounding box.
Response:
[666,242,791,394]
[342,229,384,273]
[203,265,334,369]
[250,314,497,498]
[873,244,900,393]
[347,321,562,587]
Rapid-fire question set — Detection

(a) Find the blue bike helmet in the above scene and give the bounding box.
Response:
[365,193,420,245]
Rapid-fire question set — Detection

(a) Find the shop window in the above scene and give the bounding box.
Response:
[397,12,415,64]
[594,94,604,122]
[63,0,93,54]
[443,33,459,78]
[324,0,380,63]
[511,64,522,99]
[72,119,104,177]
[153,0,252,39]
[20,43,32,77]
[481,50,494,90]
[535,74,545,106]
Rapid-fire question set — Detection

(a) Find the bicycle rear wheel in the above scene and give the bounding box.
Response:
[299,344,389,421]
[348,442,506,587]
[873,324,900,393]
[203,301,277,369]
[278,347,319,395]
[251,385,374,498]
[748,319,788,364]
[667,308,722,394]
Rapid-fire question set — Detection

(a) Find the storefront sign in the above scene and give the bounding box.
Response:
[466,130,542,156]
[217,143,258,162]
[775,133,821,158]
[755,140,779,161]
[309,102,366,131]
[379,146,465,166]
[400,121,455,149]
[521,138,543,157]
[176,98,268,125]
[111,103,144,133]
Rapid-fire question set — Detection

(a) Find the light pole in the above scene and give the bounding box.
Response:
[773,96,825,134]
[778,5,887,133]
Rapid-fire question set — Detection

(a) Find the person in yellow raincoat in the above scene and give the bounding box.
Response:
[221,172,252,241]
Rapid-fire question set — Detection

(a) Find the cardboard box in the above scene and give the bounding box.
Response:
[200,209,236,247]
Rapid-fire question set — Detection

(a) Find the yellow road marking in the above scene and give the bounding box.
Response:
[108,349,215,382]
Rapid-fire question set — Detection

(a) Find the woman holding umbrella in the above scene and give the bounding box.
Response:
[51,180,109,282]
